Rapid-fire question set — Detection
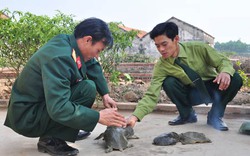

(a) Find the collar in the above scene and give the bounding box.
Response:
[69,35,87,75]
[69,35,85,63]
[160,43,187,64]
[178,43,187,59]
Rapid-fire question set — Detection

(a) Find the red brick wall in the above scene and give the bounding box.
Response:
[116,63,155,82]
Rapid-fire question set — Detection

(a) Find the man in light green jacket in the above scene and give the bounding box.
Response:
[4,18,126,156]
[127,22,242,131]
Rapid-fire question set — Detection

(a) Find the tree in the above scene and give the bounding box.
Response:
[214,40,250,53]
[0,9,137,85]
[99,22,137,83]
[0,9,76,75]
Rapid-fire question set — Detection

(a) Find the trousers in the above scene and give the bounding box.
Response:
[162,73,243,118]
[41,80,96,142]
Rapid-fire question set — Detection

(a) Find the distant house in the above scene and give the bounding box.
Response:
[118,25,153,55]
[119,25,159,58]
[0,13,9,19]
[167,17,214,46]
[119,17,215,58]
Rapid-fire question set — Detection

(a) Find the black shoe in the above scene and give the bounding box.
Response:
[169,111,197,125]
[75,130,91,141]
[37,137,79,156]
[207,113,228,131]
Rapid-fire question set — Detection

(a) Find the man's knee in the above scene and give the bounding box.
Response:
[71,80,96,100]
[162,77,181,93]
[231,72,243,89]
[80,80,96,98]
[84,80,96,91]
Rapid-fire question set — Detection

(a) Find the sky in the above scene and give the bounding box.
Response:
[1,0,250,43]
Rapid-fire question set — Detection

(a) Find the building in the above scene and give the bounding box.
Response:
[120,17,215,58]
[167,17,214,46]
[118,25,150,54]
[0,13,9,19]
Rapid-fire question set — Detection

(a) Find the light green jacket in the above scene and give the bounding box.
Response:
[133,41,235,121]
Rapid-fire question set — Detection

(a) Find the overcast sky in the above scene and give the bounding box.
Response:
[1,0,250,43]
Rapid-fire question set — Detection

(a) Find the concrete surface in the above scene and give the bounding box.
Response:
[1,109,250,156]
[93,102,250,115]
[2,100,250,115]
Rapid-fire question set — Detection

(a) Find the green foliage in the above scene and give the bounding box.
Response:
[0,57,6,67]
[0,9,137,85]
[123,73,132,83]
[108,72,133,86]
[215,40,250,53]
[109,70,121,85]
[219,51,236,57]
[0,9,76,75]
[236,61,250,87]
[99,22,137,76]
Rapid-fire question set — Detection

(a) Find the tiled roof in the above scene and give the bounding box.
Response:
[118,25,148,39]
[0,13,9,19]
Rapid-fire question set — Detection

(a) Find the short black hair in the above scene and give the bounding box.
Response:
[149,22,178,41]
[74,17,113,48]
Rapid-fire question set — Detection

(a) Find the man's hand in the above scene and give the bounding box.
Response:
[99,108,126,127]
[126,115,138,128]
[213,72,231,91]
[102,94,117,108]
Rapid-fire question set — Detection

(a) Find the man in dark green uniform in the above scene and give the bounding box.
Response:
[4,18,126,156]
[127,22,242,131]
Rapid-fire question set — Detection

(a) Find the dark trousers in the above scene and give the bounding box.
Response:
[41,80,96,142]
[162,73,243,119]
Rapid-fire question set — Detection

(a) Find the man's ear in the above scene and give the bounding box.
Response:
[83,36,92,43]
[174,35,179,42]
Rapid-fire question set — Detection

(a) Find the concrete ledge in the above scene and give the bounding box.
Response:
[93,102,250,115]
[1,100,250,115]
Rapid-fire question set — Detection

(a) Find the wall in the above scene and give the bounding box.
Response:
[125,35,160,58]
[117,63,154,82]
[168,18,215,46]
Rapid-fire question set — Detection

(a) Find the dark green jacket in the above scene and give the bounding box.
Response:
[4,34,109,137]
